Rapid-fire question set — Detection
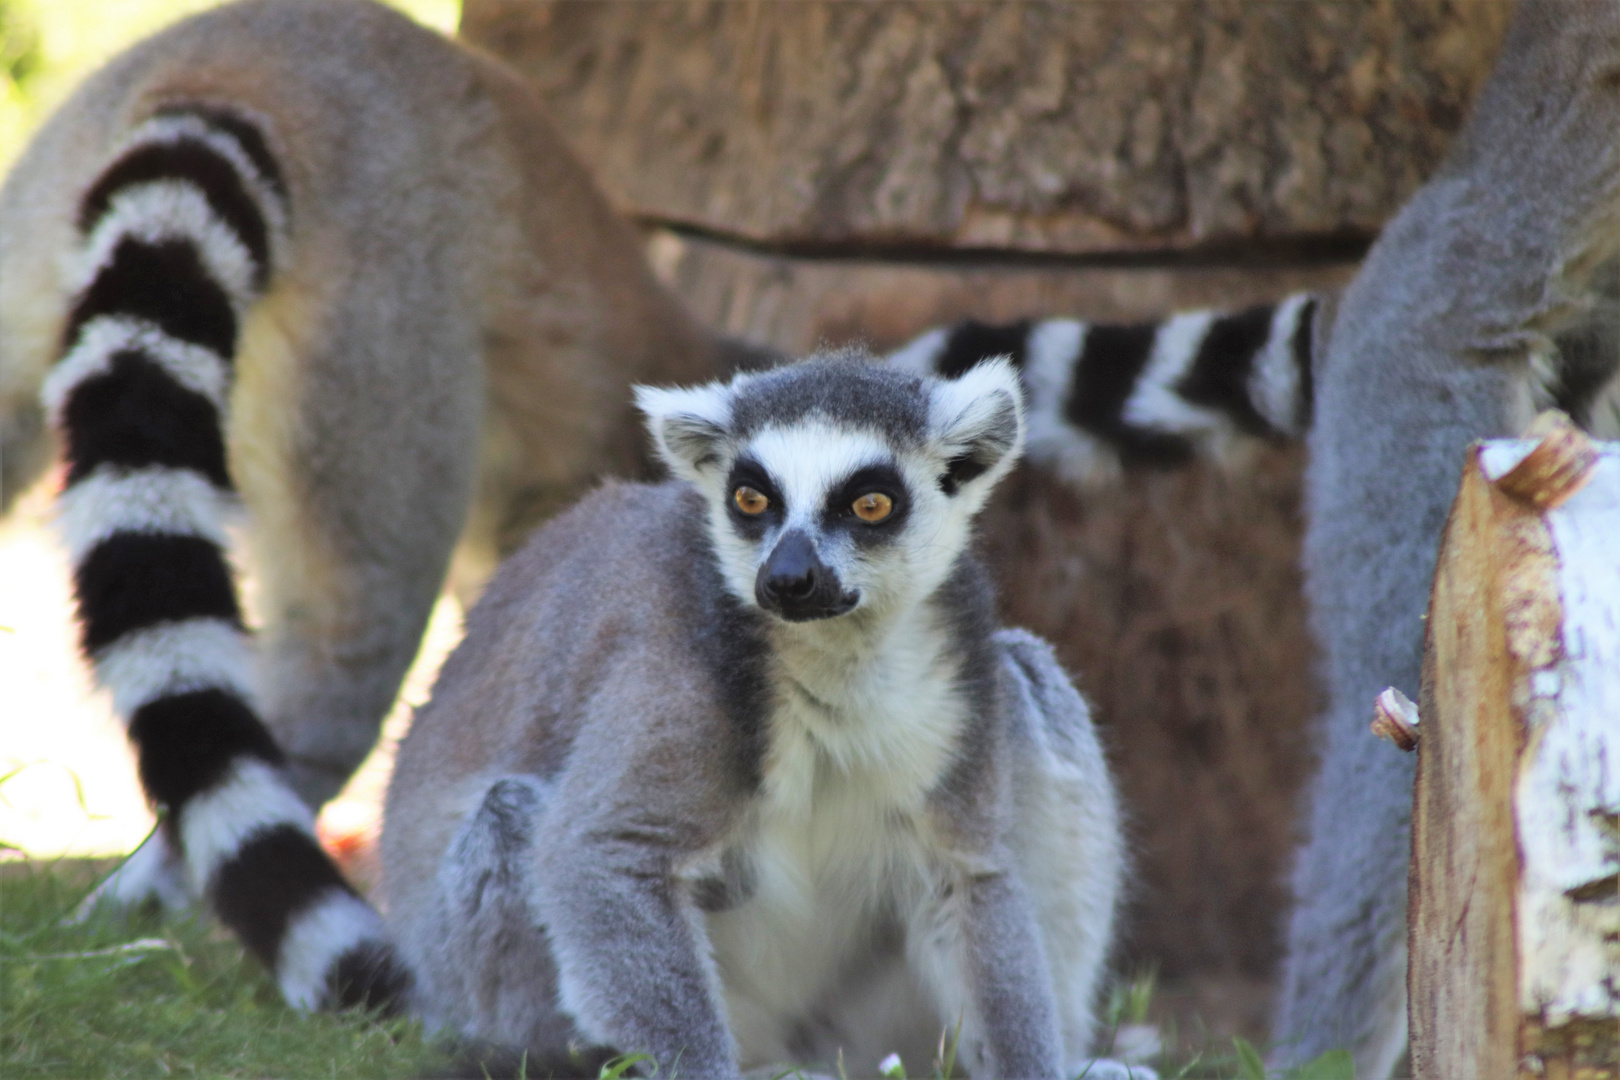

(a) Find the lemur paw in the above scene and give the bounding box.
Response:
[70,829,191,924]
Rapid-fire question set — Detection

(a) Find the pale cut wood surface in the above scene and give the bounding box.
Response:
[1481,441,1620,1036]
[465,1,1510,255]
[1410,436,1620,1080]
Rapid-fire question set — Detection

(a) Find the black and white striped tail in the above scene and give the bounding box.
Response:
[42,107,409,1013]
[887,295,1318,478]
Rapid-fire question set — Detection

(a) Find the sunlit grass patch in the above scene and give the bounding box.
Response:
[0,857,447,1079]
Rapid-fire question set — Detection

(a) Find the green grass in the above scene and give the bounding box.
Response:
[1162,1039,1354,1080]
[1,856,448,1078]
[2,858,1360,1079]
[1088,966,1354,1080]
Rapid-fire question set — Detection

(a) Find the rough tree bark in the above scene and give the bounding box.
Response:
[466,1,1509,254]
[1408,420,1620,1080]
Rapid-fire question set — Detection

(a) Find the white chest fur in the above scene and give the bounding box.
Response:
[760,610,966,815]
[701,611,968,1053]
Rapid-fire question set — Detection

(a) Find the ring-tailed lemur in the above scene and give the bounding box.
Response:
[1271,7,1620,1075]
[0,0,1329,1016]
[0,0,736,1011]
[381,354,1146,1080]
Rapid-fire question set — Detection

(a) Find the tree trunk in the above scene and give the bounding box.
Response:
[1410,419,1620,1080]
[465,1,1509,255]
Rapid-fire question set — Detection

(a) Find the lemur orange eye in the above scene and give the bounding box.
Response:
[852,492,893,523]
[734,486,770,515]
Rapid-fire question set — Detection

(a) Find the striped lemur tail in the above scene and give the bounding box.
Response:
[886,288,1620,466]
[41,107,409,1012]
[886,295,1320,472]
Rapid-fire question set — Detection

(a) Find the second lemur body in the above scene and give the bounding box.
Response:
[382,356,1134,1078]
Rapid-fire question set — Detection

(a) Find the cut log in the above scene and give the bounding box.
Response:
[1410,417,1620,1080]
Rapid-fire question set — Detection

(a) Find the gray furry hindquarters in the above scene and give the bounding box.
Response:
[0,0,739,1011]
[382,353,1141,1079]
[1271,4,1620,1075]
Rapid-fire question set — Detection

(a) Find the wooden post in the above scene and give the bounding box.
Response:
[1402,414,1620,1079]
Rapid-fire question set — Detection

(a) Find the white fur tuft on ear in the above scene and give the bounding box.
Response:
[633,381,736,481]
[929,358,1027,494]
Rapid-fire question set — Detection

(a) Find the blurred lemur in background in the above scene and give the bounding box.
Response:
[3,0,1618,1075]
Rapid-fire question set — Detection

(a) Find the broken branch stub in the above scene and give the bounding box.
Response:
[1371,686,1420,751]
[1490,410,1599,510]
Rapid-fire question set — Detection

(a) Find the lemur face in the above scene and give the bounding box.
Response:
[725,420,916,621]
[637,353,1025,623]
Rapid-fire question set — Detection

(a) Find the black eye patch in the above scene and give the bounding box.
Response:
[823,463,910,545]
[725,457,783,539]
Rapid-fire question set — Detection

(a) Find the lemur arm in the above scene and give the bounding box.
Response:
[532,813,739,1078]
[530,706,744,1080]
[955,864,1065,1079]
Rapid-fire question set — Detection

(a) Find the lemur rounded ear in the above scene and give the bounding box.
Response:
[634,382,734,480]
[928,358,1026,495]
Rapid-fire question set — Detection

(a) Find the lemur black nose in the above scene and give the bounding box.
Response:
[756,529,855,621]
[776,567,817,599]
[760,530,820,601]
